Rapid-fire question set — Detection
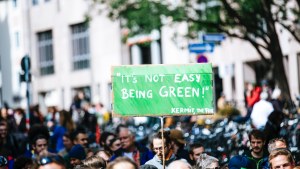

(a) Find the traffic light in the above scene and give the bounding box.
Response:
[20,55,31,82]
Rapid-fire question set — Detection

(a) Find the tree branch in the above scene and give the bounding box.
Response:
[220,30,270,64]
[278,22,300,43]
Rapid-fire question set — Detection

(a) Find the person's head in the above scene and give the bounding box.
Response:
[248,130,265,155]
[169,129,186,154]
[68,144,86,167]
[117,125,135,151]
[37,155,65,169]
[196,153,219,169]
[14,156,35,169]
[168,160,192,169]
[82,155,106,169]
[269,148,295,169]
[150,130,172,161]
[189,143,205,162]
[228,155,251,169]
[95,149,111,165]
[107,157,138,169]
[63,133,74,151]
[59,110,75,132]
[71,127,88,148]
[109,137,121,152]
[268,138,287,153]
[99,131,115,148]
[0,121,7,139]
[32,135,48,155]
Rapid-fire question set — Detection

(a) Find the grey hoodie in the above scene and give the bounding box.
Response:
[144,154,177,169]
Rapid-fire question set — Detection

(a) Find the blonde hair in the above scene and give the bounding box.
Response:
[269,149,294,168]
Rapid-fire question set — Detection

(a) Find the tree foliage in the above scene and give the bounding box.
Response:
[96,0,300,100]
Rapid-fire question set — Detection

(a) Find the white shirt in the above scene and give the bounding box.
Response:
[250,99,274,129]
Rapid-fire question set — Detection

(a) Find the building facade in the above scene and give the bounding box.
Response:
[1,0,300,113]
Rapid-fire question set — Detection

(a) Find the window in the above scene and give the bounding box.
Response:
[71,23,90,70]
[37,30,54,75]
[32,0,38,5]
[12,0,18,7]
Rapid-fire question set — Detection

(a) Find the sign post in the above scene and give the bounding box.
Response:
[160,116,165,169]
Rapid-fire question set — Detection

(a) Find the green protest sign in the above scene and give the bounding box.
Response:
[111,63,214,117]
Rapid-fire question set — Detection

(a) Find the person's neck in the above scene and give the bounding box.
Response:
[251,151,263,158]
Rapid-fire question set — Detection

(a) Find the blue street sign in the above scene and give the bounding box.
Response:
[203,33,226,42]
[188,43,214,53]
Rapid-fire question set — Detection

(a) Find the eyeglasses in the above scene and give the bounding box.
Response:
[0,156,7,167]
[38,155,65,166]
[206,167,220,169]
[153,146,168,152]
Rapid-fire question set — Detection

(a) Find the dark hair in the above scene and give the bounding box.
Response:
[28,124,50,144]
[150,130,171,151]
[71,127,87,142]
[108,137,120,148]
[189,143,204,154]
[63,132,71,139]
[59,110,75,132]
[248,129,265,141]
[32,134,48,146]
[107,157,138,169]
[268,110,284,125]
[14,156,34,169]
[99,131,115,147]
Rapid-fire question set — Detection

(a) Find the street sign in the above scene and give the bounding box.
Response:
[112,64,214,117]
[203,33,226,42]
[197,54,208,63]
[188,43,214,53]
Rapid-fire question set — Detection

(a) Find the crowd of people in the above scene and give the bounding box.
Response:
[0,80,299,169]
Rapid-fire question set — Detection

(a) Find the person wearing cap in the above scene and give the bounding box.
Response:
[169,129,192,164]
[68,144,86,169]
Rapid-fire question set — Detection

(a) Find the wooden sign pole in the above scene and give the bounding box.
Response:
[160,116,165,169]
